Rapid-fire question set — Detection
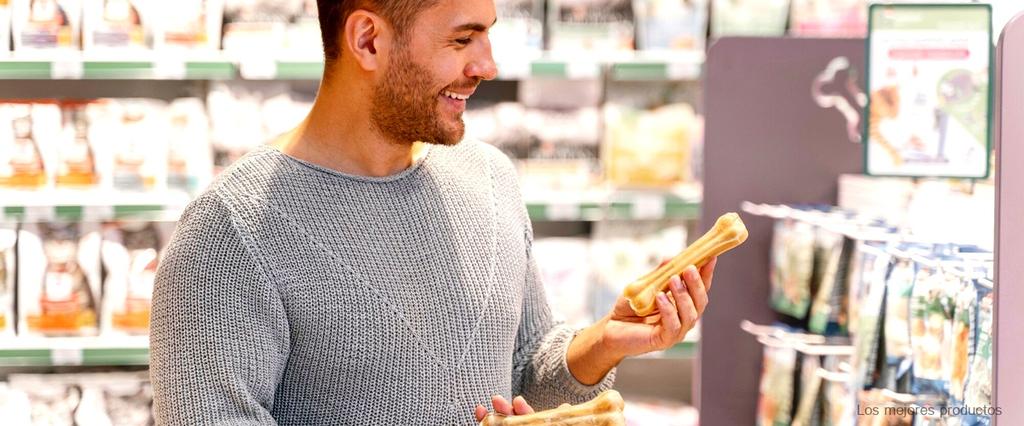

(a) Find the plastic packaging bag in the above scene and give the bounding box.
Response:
[18,222,102,337]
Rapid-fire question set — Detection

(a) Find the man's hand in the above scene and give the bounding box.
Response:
[474,395,535,422]
[566,258,716,385]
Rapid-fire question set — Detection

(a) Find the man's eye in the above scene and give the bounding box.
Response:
[455,37,472,46]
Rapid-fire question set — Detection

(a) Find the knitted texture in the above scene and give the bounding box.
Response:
[149,141,616,425]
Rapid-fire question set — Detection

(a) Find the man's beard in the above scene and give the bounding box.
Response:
[370,48,468,147]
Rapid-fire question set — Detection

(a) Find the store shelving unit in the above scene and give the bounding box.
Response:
[0,337,150,367]
[0,50,705,81]
[0,188,699,223]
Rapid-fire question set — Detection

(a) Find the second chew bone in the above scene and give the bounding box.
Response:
[479,390,625,426]
[622,212,748,317]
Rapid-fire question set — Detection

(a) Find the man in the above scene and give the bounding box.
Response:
[149,0,716,424]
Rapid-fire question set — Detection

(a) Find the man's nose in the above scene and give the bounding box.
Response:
[466,40,498,81]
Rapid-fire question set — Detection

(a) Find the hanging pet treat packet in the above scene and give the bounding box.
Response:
[947,276,979,408]
[851,245,891,390]
[100,221,173,336]
[81,0,150,51]
[909,265,955,396]
[791,353,823,426]
[820,355,856,426]
[770,218,815,319]
[882,258,916,391]
[11,0,82,51]
[962,291,993,425]
[756,343,798,426]
[17,222,102,337]
[808,230,854,335]
[0,225,16,336]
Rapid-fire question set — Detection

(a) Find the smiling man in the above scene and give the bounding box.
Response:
[149,1,715,425]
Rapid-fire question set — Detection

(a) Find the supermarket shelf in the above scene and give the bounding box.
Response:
[0,190,191,223]
[0,52,237,80]
[524,186,702,221]
[0,51,704,81]
[1,187,698,223]
[0,336,149,367]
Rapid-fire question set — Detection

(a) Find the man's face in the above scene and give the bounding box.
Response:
[370,0,498,146]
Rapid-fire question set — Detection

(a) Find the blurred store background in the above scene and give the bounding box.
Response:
[0,0,1019,423]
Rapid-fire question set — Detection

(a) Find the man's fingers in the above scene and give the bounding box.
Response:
[669,273,699,333]
[682,265,709,315]
[512,396,534,415]
[492,395,513,415]
[655,289,681,348]
[475,405,488,422]
[700,257,717,292]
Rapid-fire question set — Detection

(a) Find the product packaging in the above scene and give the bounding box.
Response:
[151,0,222,51]
[222,0,297,52]
[285,0,319,52]
[603,102,698,187]
[882,258,916,390]
[547,0,634,52]
[88,99,168,191]
[821,357,856,426]
[100,221,172,336]
[857,389,914,426]
[11,0,81,50]
[491,0,544,55]
[0,103,59,189]
[963,291,993,425]
[769,218,815,319]
[632,0,708,51]
[948,277,978,406]
[791,354,823,426]
[789,0,867,37]
[166,98,213,193]
[17,222,102,337]
[808,231,854,335]
[756,343,797,426]
[709,0,789,38]
[0,225,15,336]
[55,102,99,187]
[81,0,149,50]
[850,245,890,389]
[1,0,11,54]
[909,266,955,396]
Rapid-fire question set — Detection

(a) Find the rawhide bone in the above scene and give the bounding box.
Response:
[479,390,625,426]
[622,212,748,317]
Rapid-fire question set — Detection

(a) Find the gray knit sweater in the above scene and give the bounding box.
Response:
[149,140,615,425]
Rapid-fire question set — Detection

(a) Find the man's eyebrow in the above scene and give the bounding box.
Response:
[452,17,497,33]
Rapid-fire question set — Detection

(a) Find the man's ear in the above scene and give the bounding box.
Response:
[343,10,392,72]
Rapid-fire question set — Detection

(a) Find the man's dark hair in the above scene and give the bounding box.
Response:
[317,1,440,64]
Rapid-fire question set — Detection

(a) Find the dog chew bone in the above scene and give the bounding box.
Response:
[622,212,748,317]
[478,390,626,426]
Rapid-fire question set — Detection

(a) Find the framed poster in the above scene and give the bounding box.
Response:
[864,3,993,178]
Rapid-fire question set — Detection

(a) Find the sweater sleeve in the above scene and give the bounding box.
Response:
[510,222,616,410]
[150,192,289,426]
